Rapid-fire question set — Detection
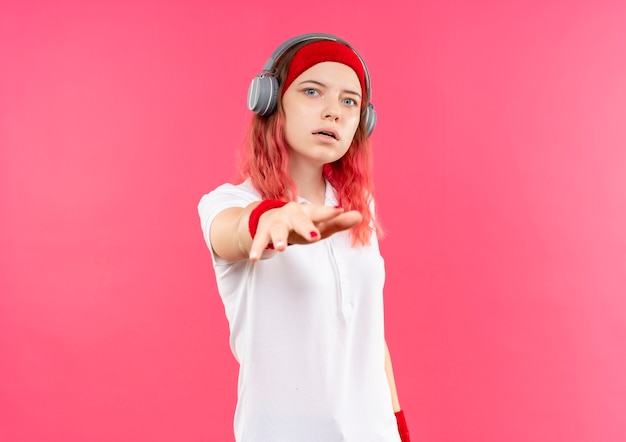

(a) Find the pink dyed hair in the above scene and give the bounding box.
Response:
[238,39,382,246]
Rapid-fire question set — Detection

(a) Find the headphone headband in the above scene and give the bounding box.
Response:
[260,33,371,96]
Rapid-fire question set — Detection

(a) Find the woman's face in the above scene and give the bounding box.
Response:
[281,61,362,168]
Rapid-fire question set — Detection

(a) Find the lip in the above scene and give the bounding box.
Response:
[312,127,340,141]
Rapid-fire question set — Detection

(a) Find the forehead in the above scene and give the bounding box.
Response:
[291,62,360,90]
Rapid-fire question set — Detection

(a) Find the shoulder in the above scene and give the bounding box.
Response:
[197,179,261,232]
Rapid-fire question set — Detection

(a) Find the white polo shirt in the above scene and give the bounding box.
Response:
[198,179,400,442]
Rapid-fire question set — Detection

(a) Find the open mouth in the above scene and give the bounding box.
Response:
[314,131,337,140]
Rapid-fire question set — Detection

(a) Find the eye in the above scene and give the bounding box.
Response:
[304,88,319,96]
[342,97,358,107]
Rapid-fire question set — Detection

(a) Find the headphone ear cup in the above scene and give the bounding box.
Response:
[247,75,279,116]
[364,103,377,137]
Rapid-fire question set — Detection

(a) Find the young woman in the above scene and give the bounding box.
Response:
[198,33,410,442]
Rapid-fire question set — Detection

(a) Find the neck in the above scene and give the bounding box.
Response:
[289,163,326,205]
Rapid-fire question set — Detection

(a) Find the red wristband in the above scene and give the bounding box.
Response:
[248,199,288,241]
[395,410,410,442]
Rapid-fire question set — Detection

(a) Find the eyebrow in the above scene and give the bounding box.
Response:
[297,79,362,98]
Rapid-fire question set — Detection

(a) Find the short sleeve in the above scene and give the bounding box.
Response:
[197,180,261,263]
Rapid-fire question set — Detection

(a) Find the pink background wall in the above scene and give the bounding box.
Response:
[2,1,625,441]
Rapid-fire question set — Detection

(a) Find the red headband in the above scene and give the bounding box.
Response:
[281,40,367,101]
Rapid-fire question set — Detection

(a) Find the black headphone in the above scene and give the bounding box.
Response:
[247,33,377,137]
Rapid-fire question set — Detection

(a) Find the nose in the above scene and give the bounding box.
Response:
[322,98,341,121]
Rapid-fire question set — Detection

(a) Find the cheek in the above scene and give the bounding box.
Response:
[284,111,299,132]
[284,104,309,131]
[346,114,361,138]
[283,114,304,148]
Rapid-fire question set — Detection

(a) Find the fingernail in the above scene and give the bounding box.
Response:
[249,251,258,260]
[310,231,318,238]
[334,205,342,209]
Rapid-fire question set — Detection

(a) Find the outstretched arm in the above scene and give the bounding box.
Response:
[209,201,362,262]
